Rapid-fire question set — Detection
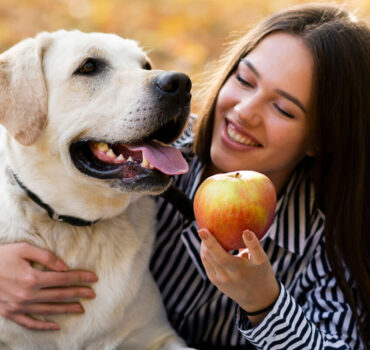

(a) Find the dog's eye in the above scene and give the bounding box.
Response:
[143,62,152,70]
[77,59,99,75]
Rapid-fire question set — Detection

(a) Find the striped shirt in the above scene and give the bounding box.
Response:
[150,119,365,349]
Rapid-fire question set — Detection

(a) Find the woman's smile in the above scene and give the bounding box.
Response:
[221,119,261,150]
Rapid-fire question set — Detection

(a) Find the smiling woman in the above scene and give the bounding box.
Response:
[209,32,314,194]
[178,4,370,348]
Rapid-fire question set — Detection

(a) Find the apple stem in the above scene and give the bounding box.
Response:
[235,172,240,178]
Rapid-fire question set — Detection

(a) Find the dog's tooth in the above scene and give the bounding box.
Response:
[152,139,167,147]
[127,156,134,163]
[116,154,125,162]
[97,142,109,152]
[107,148,117,158]
[141,154,150,168]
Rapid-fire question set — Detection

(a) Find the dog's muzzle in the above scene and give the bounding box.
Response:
[69,71,192,193]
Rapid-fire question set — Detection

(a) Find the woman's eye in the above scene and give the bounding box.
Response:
[274,103,294,119]
[236,74,252,87]
[78,59,98,74]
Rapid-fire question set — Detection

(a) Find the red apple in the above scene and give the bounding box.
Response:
[194,171,277,251]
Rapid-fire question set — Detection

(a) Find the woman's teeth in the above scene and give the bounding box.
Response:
[226,123,260,146]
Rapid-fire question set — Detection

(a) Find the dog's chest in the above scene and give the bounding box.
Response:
[0,196,159,349]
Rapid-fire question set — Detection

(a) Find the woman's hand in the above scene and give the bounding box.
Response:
[0,243,98,330]
[199,228,280,325]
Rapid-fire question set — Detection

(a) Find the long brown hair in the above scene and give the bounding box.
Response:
[194,4,370,347]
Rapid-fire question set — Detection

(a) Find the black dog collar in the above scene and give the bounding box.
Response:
[12,172,98,227]
[159,184,195,221]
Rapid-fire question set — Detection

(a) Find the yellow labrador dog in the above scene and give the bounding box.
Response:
[0,30,194,350]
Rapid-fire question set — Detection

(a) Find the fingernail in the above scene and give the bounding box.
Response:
[73,305,84,313]
[243,230,253,241]
[83,291,96,298]
[56,260,68,271]
[50,324,60,331]
[86,274,98,282]
[198,229,208,240]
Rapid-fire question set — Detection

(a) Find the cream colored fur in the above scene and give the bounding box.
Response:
[0,30,194,350]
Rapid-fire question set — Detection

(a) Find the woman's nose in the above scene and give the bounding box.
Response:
[234,97,263,127]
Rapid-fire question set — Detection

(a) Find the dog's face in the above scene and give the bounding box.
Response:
[0,30,191,201]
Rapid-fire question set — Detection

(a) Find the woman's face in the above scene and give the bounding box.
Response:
[210,32,314,192]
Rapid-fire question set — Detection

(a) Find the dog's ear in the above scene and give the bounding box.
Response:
[0,32,52,145]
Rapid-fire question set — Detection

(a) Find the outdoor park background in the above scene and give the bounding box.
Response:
[1,0,369,110]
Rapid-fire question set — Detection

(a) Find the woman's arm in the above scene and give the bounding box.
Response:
[0,242,98,330]
[199,229,363,349]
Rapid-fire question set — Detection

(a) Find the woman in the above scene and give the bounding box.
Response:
[0,3,369,349]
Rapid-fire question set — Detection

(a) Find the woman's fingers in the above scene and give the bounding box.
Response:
[198,228,236,285]
[31,286,96,303]
[34,270,98,289]
[0,268,96,311]
[0,243,99,331]
[241,230,267,265]
[8,314,60,331]
[19,302,84,315]
[199,228,267,268]
[198,229,234,267]
[15,243,68,272]
[200,253,217,278]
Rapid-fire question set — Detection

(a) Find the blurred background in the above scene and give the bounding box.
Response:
[1,0,369,109]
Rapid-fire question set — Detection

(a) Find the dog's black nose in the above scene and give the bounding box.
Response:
[155,72,192,101]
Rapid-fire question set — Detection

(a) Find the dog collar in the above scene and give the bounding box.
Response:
[12,172,99,227]
[159,184,194,221]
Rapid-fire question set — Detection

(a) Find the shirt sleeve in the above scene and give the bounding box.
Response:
[235,261,364,349]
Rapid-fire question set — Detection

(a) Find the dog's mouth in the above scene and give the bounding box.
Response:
[69,116,189,191]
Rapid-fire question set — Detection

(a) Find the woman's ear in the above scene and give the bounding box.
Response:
[0,32,52,146]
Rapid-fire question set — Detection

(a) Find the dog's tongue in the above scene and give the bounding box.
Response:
[127,141,188,175]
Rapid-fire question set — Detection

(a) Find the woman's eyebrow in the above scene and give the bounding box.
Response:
[241,58,306,113]
[275,89,306,113]
[241,58,260,78]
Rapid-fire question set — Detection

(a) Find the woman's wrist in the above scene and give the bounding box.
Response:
[240,280,281,325]
[244,295,279,316]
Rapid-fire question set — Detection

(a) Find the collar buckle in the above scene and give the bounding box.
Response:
[12,171,99,227]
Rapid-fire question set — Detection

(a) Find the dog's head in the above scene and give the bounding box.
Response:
[0,30,191,202]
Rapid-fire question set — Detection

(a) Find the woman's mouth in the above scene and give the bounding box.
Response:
[223,120,262,148]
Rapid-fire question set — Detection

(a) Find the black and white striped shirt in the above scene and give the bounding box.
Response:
[150,120,365,349]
